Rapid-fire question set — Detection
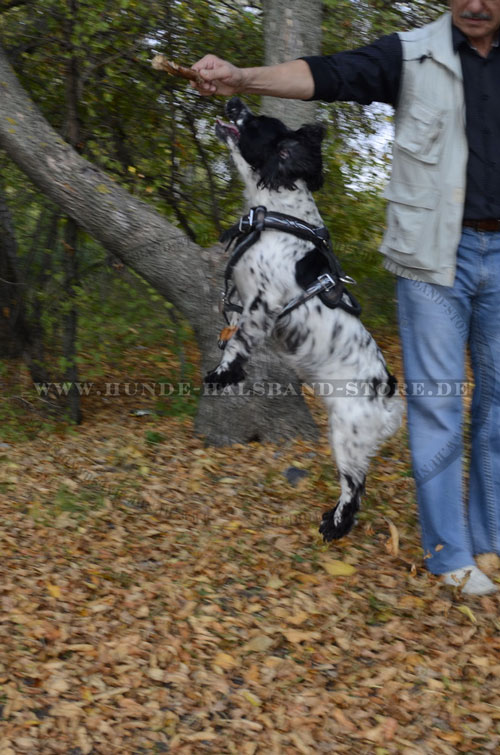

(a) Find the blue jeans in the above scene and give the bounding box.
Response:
[397,228,500,574]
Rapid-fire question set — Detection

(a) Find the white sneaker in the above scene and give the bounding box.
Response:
[442,564,498,596]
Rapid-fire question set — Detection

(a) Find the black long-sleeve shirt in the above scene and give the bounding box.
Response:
[303,25,500,220]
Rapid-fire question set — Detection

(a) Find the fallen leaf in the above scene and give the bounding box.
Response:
[457,605,477,624]
[266,576,285,588]
[332,708,356,731]
[242,635,274,653]
[283,629,321,644]
[46,583,61,599]
[147,667,165,682]
[320,559,357,577]
[241,689,261,706]
[213,652,237,670]
[386,519,399,557]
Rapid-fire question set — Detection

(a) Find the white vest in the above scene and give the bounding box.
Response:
[380,12,468,286]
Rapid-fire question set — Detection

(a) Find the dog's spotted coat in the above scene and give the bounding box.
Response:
[206,98,404,540]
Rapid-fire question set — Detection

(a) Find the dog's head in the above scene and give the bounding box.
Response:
[216,97,325,192]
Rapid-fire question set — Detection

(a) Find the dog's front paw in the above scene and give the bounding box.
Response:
[204,359,246,390]
[319,501,357,542]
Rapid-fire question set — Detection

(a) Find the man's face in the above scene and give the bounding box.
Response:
[451,0,500,42]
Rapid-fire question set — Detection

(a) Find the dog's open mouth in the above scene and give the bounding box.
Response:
[215,118,240,142]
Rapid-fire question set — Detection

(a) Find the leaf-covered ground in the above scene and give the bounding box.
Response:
[0,336,499,755]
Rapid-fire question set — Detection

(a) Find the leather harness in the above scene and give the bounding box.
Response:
[219,205,361,323]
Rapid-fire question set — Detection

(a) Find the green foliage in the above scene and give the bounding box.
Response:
[144,430,165,445]
[27,484,105,525]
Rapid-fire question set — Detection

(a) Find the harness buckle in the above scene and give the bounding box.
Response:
[218,290,226,314]
[239,207,254,233]
[238,205,267,233]
[317,273,336,292]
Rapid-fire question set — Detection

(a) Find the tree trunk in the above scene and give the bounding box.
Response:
[261,0,322,129]
[62,217,82,424]
[0,184,30,358]
[0,41,319,443]
[0,181,50,384]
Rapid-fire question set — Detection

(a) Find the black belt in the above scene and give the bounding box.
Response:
[463,218,500,232]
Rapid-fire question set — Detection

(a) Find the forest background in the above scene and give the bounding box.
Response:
[0,0,448,437]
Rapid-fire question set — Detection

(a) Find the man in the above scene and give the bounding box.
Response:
[193,0,500,595]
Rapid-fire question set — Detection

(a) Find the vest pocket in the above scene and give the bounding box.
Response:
[382,181,440,269]
[395,101,444,164]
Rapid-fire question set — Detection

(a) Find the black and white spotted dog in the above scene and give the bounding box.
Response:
[206,97,403,540]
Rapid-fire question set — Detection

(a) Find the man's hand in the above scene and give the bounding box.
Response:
[191,55,245,96]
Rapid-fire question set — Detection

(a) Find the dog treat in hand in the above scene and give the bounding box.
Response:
[151,55,203,84]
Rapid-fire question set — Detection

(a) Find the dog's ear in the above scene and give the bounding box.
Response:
[273,123,325,192]
[294,123,326,145]
[256,121,325,192]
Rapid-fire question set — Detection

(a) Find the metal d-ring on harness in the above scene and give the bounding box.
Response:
[219,205,361,323]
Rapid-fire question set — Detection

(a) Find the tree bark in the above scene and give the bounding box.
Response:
[0,41,319,443]
[261,0,322,129]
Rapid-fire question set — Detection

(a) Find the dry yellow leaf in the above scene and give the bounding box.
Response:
[398,595,425,611]
[213,652,237,670]
[438,732,463,744]
[147,667,165,682]
[283,629,321,644]
[320,559,357,577]
[50,702,83,718]
[45,676,70,695]
[332,708,356,731]
[241,689,261,707]
[386,519,400,557]
[266,576,284,588]
[46,583,61,599]
[457,605,477,623]
[286,611,309,626]
[81,688,94,702]
[242,635,274,653]
[184,729,218,742]
[470,656,490,669]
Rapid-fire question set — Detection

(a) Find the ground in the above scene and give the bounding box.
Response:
[0,335,499,754]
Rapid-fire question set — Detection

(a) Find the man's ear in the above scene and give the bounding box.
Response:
[295,123,326,144]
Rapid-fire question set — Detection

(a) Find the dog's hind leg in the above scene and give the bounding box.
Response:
[319,408,375,541]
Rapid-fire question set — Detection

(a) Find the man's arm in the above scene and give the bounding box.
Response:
[192,35,402,107]
[191,55,315,100]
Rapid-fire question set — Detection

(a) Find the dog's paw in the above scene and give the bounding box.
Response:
[319,501,357,542]
[204,360,246,390]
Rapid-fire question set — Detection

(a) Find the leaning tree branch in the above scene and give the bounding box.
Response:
[0,0,31,12]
